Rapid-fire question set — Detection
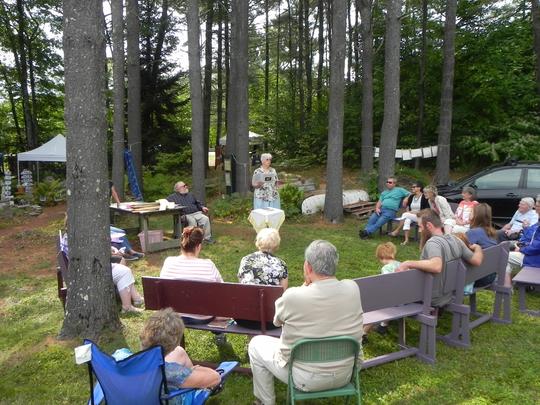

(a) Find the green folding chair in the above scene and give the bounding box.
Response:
[287,336,361,405]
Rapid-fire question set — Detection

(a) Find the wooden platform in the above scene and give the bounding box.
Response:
[343,201,377,218]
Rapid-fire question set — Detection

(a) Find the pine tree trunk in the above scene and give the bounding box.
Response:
[126,0,143,190]
[378,0,401,191]
[434,0,457,185]
[359,0,374,173]
[415,0,427,170]
[216,5,224,149]
[298,0,305,132]
[316,0,324,110]
[16,0,37,149]
[111,0,125,199]
[304,0,312,116]
[324,0,346,223]
[60,0,120,339]
[203,0,214,169]
[229,0,250,194]
[532,0,540,96]
[264,0,270,112]
[0,64,23,145]
[275,0,281,131]
[187,0,206,202]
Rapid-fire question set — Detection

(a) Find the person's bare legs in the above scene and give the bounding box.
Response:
[390,220,404,236]
[401,230,410,245]
[130,285,144,306]
[119,286,143,312]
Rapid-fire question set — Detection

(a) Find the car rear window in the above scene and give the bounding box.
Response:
[526,168,540,189]
[474,168,522,189]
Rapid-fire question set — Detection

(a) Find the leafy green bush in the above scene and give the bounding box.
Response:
[152,151,192,174]
[279,184,304,217]
[211,193,252,220]
[33,178,65,205]
[141,172,184,202]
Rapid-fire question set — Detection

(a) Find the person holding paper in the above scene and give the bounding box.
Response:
[252,153,281,209]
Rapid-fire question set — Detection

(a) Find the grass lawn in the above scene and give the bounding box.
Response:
[1,211,540,404]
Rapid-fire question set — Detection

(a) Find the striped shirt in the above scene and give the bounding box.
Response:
[160,256,223,320]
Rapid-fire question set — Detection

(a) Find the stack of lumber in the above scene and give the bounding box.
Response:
[128,202,161,213]
[343,201,377,218]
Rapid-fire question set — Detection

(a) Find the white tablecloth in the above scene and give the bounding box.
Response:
[248,208,285,233]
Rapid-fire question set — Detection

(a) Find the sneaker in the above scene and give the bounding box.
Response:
[123,255,138,261]
[132,252,145,259]
[133,298,145,307]
[359,230,370,239]
[204,237,216,245]
[374,324,388,335]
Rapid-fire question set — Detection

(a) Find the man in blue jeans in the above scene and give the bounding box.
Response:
[360,177,409,239]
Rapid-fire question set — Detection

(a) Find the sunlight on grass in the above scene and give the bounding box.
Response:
[1,215,540,403]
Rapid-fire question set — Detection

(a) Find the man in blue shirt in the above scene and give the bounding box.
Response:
[360,177,409,239]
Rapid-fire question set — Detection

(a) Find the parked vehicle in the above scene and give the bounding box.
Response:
[438,160,540,224]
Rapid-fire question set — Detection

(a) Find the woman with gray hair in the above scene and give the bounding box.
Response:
[237,228,288,289]
[497,197,538,241]
[252,153,281,209]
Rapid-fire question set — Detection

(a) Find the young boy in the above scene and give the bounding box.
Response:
[377,242,400,274]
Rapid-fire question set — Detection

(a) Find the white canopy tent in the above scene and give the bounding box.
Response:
[17,135,66,183]
[218,131,264,146]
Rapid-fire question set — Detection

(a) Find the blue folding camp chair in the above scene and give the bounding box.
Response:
[81,339,237,405]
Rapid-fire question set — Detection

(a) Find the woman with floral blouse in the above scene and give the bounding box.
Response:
[238,228,288,289]
[252,153,281,209]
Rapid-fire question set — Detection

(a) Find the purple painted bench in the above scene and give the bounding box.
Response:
[513,266,540,316]
[142,277,284,338]
[439,243,512,348]
[354,269,437,368]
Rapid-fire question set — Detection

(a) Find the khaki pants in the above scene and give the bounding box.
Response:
[506,251,524,274]
[185,211,211,240]
[248,335,352,405]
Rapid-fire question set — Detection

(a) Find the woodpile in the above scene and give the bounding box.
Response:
[343,201,377,218]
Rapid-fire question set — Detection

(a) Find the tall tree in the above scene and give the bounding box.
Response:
[324,0,346,223]
[60,0,120,339]
[126,0,143,189]
[532,0,540,96]
[216,2,225,148]
[228,0,249,194]
[111,0,125,200]
[378,0,401,191]
[359,0,374,173]
[434,0,457,184]
[187,0,206,201]
[316,0,325,111]
[414,0,428,170]
[203,0,214,169]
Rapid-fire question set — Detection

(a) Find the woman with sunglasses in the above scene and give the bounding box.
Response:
[389,182,430,245]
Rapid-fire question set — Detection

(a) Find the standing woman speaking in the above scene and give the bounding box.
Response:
[252,153,281,209]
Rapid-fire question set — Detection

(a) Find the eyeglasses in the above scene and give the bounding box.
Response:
[412,185,420,188]
[386,181,395,184]
[179,184,188,188]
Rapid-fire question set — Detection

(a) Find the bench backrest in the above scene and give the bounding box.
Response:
[463,242,509,286]
[142,277,284,325]
[354,269,433,313]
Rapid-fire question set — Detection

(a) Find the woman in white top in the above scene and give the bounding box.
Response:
[160,226,223,323]
[423,185,456,234]
[389,182,430,245]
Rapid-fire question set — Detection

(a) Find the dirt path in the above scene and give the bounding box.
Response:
[0,203,66,275]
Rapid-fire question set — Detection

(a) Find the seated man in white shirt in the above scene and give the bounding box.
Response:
[248,240,364,405]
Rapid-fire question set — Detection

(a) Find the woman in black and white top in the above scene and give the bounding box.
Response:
[389,182,430,245]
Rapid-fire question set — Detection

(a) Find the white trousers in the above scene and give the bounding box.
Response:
[248,335,352,405]
[185,211,211,240]
[401,212,419,231]
[506,251,524,274]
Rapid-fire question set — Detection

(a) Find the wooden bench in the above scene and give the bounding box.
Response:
[439,243,512,348]
[354,269,437,368]
[142,277,284,338]
[513,266,540,316]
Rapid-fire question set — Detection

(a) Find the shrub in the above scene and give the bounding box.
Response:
[279,184,304,217]
[33,178,65,205]
[141,172,185,202]
[211,193,252,220]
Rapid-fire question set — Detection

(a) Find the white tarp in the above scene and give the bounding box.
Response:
[17,135,66,162]
[302,190,370,215]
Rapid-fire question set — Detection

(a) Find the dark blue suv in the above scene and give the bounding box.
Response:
[438,161,540,224]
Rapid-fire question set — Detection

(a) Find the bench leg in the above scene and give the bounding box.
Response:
[416,314,436,364]
[517,285,527,313]
[469,293,478,316]
[439,304,470,348]
[492,287,512,324]
[398,318,406,346]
